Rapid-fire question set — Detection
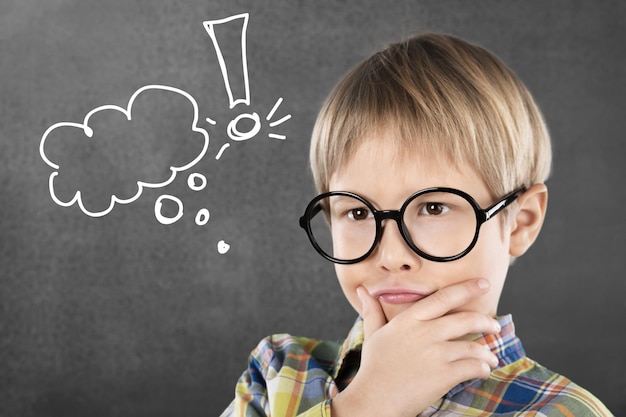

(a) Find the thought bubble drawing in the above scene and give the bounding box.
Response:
[39,85,209,217]
[195,209,210,226]
[217,240,231,255]
[154,194,184,225]
[185,172,211,226]
[187,173,207,191]
[39,13,292,254]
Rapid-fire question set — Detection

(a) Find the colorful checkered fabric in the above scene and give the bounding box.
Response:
[221,315,613,416]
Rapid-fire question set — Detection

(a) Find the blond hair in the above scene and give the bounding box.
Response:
[310,33,551,206]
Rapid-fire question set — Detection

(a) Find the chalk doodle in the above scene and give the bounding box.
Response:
[187,173,208,191]
[154,194,185,225]
[203,13,291,159]
[38,13,291,255]
[204,13,251,109]
[39,85,210,218]
[217,240,231,255]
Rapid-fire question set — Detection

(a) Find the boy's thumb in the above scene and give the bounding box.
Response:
[357,287,386,340]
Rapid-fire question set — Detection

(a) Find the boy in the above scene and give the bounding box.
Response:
[221,33,612,416]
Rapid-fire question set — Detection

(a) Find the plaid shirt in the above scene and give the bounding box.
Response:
[221,315,613,416]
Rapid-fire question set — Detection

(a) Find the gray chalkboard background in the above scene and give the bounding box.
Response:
[2,0,624,415]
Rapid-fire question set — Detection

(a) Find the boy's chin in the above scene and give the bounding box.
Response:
[381,300,494,322]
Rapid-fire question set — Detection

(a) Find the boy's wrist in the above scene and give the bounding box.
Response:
[330,381,412,417]
[330,387,375,417]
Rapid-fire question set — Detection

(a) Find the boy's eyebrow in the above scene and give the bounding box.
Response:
[331,195,365,204]
[328,193,384,211]
[325,197,365,213]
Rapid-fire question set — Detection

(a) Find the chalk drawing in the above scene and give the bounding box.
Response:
[187,173,208,191]
[195,208,211,226]
[227,112,261,141]
[203,13,291,158]
[204,13,251,109]
[217,240,231,255]
[215,143,230,160]
[39,85,209,218]
[39,13,292,254]
[154,194,184,225]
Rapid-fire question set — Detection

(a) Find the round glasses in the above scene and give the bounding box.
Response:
[299,187,525,264]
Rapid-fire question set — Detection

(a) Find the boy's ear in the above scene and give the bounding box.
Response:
[509,183,548,257]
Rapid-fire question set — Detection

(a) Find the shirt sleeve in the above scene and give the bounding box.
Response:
[219,335,339,417]
[218,355,272,417]
[219,397,332,417]
[297,400,332,417]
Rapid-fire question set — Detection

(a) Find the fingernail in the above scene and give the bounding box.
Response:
[491,354,499,368]
[494,321,501,333]
[477,279,490,290]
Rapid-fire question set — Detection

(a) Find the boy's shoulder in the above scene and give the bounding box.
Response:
[221,333,344,417]
[458,356,614,416]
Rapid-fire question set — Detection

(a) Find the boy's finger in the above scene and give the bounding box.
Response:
[357,287,386,340]
[409,279,490,321]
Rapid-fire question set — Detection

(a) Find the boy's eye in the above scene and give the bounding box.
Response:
[420,202,449,216]
[348,207,372,221]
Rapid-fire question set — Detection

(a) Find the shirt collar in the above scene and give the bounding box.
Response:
[475,314,526,366]
[447,314,526,397]
[332,314,526,389]
[331,317,364,379]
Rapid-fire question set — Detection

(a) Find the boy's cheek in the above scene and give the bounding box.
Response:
[335,266,366,314]
[341,288,360,314]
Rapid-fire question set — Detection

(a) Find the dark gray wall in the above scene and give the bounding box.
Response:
[2,1,624,415]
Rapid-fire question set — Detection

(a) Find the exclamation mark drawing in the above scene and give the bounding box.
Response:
[204,13,251,109]
[203,13,291,160]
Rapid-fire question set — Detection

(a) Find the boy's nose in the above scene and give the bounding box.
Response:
[375,220,421,272]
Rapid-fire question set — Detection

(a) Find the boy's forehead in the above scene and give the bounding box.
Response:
[330,135,478,189]
[336,134,456,177]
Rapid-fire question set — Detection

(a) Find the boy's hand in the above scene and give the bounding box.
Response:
[331,279,501,417]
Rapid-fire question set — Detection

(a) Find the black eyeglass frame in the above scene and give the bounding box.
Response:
[299,186,527,264]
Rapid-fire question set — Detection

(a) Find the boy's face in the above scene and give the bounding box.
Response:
[328,132,513,321]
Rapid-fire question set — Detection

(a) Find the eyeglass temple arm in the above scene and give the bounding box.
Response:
[484,187,527,220]
[299,202,323,229]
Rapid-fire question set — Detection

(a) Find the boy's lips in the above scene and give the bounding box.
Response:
[371,288,433,304]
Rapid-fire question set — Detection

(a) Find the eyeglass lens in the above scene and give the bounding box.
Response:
[307,191,478,262]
